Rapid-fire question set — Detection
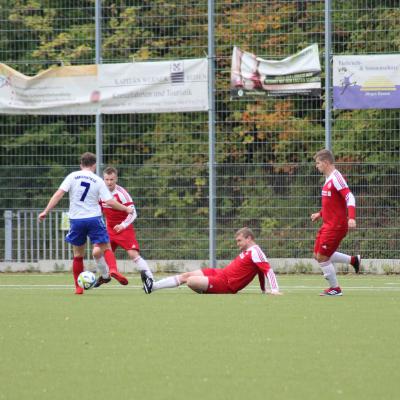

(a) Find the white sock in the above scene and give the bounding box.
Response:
[267,269,280,293]
[152,276,180,291]
[330,252,351,264]
[134,256,153,279]
[94,256,110,279]
[320,261,338,288]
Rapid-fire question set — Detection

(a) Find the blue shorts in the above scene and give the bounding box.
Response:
[65,217,109,246]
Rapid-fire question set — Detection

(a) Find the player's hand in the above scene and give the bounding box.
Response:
[262,290,283,296]
[311,212,321,222]
[126,207,134,214]
[113,224,124,233]
[348,218,356,229]
[38,211,47,221]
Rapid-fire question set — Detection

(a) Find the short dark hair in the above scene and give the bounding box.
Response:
[103,166,118,176]
[80,152,96,167]
[313,149,335,164]
[235,227,255,240]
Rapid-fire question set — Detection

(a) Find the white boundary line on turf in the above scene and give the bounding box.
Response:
[1,284,400,292]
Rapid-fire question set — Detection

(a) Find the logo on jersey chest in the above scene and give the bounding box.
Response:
[322,180,333,197]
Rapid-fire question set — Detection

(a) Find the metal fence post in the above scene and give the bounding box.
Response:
[325,0,332,150]
[95,0,103,175]
[208,0,216,268]
[4,210,12,261]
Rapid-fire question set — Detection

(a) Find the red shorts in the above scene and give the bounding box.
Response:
[201,268,234,294]
[108,228,140,252]
[314,226,347,257]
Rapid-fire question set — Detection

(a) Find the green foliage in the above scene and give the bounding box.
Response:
[0,1,398,259]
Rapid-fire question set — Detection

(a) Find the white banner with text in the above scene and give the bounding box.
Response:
[0,58,209,115]
[230,44,321,98]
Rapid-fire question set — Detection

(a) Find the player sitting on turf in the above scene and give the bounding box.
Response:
[94,166,154,288]
[141,227,282,295]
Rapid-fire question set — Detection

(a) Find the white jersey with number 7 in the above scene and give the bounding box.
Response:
[59,170,112,219]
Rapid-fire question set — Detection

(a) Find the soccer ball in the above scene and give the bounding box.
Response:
[77,271,96,290]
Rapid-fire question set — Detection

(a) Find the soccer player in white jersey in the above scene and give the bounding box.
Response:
[141,227,281,295]
[311,149,361,296]
[93,166,154,288]
[38,152,133,294]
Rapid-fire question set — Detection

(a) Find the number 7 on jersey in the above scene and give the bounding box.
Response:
[80,182,90,201]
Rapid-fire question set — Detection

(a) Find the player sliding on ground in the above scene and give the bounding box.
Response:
[311,149,361,297]
[141,227,282,295]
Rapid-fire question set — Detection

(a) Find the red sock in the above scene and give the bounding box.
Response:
[73,257,84,288]
[104,249,117,274]
[350,256,356,265]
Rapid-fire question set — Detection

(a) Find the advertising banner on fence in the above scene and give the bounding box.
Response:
[230,44,321,98]
[0,58,208,115]
[333,54,400,109]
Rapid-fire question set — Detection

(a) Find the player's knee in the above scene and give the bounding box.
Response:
[186,276,197,289]
[186,276,207,294]
[129,250,140,260]
[179,272,193,284]
[187,277,203,293]
[315,253,328,263]
[92,246,102,259]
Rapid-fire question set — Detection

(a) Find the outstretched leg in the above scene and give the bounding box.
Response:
[145,270,205,294]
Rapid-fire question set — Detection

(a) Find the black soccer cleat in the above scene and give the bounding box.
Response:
[351,255,361,274]
[140,271,154,294]
[94,276,111,288]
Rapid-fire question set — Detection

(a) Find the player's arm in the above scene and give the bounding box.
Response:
[257,271,266,293]
[311,210,322,222]
[39,189,66,221]
[105,198,134,214]
[123,205,137,226]
[333,172,356,228]
[265,268,282,295]
[338,188,356,228]
[113,205,137,233]
[99,181,134,215]
[255,261,282,295]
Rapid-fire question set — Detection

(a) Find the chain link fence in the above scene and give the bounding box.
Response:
[0,1,399,265]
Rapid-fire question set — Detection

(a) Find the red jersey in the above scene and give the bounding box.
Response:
[100,185,136,230]
[320,169,355,230]
[222,245,270,293]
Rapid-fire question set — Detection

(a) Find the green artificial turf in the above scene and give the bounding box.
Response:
[1,273,400,400]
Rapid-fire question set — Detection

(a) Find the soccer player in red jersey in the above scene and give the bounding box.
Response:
[94,166,154,288]
[311,149,361,296]
[142,227,281,295]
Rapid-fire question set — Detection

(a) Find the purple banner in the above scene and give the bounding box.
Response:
[333,54,400,110]
[333,85,400,110]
